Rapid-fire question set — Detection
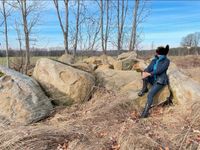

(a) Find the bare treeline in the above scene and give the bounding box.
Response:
[52,0,149,54]
[0,0,149,72]
[180,32,200,55]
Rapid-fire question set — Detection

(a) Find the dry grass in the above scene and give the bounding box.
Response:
[0,87,198,150]
[170,55,200,69]
[170,55,200,83]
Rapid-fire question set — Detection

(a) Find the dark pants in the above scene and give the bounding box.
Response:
[143,77,164,106]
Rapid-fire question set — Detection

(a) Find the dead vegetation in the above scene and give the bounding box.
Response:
[170,55,200,83]
[0,86,199,150]
[170,55,200,69]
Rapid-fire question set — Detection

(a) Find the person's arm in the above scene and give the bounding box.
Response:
[150,59,170,76]
[144,60,154,72]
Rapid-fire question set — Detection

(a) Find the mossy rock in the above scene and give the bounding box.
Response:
[0,72,5,77]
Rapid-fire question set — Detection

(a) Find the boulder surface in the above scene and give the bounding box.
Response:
[58,54,75,64]
[33,58,95,105]
[0,66,53,126]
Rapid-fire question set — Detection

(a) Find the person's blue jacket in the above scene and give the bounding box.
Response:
[144,55,170,85]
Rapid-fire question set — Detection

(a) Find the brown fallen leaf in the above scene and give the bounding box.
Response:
[56,140,68,150]
[111,144,120,150]
[96,131,108,138]
[159,147,169,150]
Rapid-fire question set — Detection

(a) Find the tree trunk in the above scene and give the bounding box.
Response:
[117,0,120,52]
[2,0,9,68]
[64,32,68,54]
[129,0,139,51]
[64,0,69,54]
[105,0,109,53]
[91,21,100,50]
[120,0,126,50]
[74,0,80,57]
[21,0,30,74]
[15,20,23,72]
[100,0,105,53]
[54,0,69,54]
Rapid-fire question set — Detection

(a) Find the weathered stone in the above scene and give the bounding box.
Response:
[113,51,142,70]
[117,51,137,60]
[83,56,102,66]
[97,64,114,70]
[83,55,116,67]
[33,58,95,105]
[72,62,94,74]
[96,67,171,107]
[58,54,74,64]
[0,66,53,126]
[168,63,200,107]
[132,59,148,72]
[95,68,140,91]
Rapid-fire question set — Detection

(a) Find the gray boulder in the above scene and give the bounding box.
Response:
[0,66,53,126]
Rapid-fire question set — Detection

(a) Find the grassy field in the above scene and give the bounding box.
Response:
[0,56,58,66]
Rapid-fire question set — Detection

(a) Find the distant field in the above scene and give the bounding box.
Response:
[0,56,58,66]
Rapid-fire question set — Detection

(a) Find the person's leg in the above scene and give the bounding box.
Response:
[138,77,149,96]
[140,83,164,118]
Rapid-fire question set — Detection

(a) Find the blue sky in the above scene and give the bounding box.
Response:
[1,0,200,50]
[143,0,200,49]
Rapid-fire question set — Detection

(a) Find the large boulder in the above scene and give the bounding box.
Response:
[0,66,53,126]
[132,59,148,72]
[95,68,140,91]
[117,51,137,60]
[95,67,171,108]
[71,62,94,74]
[168,63,200,108]
[113,51,140,70]
[83,55,116,69]
[33,58,95,105]
[58,54,74,64]
[97,64,114,70]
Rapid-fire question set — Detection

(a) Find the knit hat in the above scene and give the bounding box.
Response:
[156,45,169,55]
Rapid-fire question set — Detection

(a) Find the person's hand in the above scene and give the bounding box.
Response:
[142,72,151,79]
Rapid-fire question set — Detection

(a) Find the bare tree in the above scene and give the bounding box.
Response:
[73,0,80,57]
[193,32,200,47]
[117,0,128,51]
[83,1,101,51]
[104,0,109,52]
[14,20,23,72]
[100,0,105,53]
[128,0,150,51]
[90,21,101,50]
[11,0,41,73]
[0,0,12,67]
[181,32,200,55]
[84,16,101,50]
[129,0,139,51]
[99,0,112,54]
[53,0,69,54]
[181,33,194,48]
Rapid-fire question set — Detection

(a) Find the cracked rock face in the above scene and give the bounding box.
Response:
[33,58,95,105]
[0,66,53,126]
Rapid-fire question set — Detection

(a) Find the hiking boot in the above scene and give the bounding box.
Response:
[138,88,148,97]
[140,103,150,118]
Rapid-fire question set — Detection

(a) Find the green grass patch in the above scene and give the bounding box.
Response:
[0,56,58,66]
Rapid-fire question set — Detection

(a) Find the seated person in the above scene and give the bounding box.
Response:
[138,45,170,118]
